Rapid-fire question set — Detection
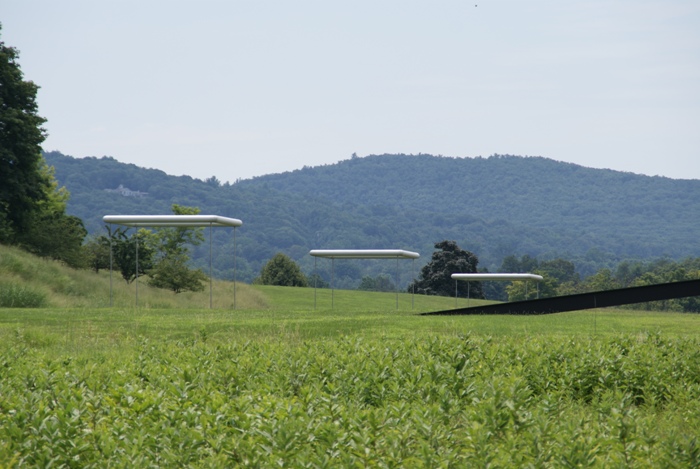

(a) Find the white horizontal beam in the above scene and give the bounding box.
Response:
[309,249,420,259]
[452,273,544,282]
[103,215,242,228]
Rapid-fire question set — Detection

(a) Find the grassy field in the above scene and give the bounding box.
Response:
[2,245,700,466]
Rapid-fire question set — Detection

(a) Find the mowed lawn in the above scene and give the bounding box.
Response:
[1,285,700,467]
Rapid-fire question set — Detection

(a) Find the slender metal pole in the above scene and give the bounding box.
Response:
[314,256,317,310]
[467,282,470,308]
[209,223,213,309]
[233,227,237,310]
[455,280,458,308]
[411,259,415,310]
[109,225,113,307]
[135,232,139,308]
[396,256,399,310]
[331,258,335,309]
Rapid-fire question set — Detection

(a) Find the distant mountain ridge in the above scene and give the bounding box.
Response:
[44,151,700,284]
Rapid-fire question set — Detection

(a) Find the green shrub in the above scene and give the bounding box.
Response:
[0,283,48,307]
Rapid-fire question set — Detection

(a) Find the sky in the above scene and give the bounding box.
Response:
[2,0,699,182]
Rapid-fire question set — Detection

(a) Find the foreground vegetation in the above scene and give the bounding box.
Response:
[1,307,700,467]
[3,244,700,466]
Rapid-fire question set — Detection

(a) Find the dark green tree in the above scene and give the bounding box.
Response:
[0,25,51,243]
[500,254,540,274]
[409,240,483,298]
[17,162,87,267]
[509,258,580,300]
[506,274,558,301]
[148,252,207,293]
[1,27,87,263]
[538,258,579,284]
[583,268,620,292]
[147,204,208,293]
[151,204,205,258]
[20,212,87,268]
[255,253,308,287]
[111,227,155,284]
[83,234,112,273]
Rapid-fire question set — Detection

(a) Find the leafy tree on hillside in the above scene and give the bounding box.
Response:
[496,255,581,300]
[255,253,308,287]
[583,269,620,292]
[111,228,155,284]
[1,27,87,263]
[148,252,208,293]
[20,212,87,268]
[538,258,579,284]
[500,254,539,274]
[0,25,50,243]
[150,204,205,257]
[83,234,112,273]
[506,274,558,301]
[147,204,208,293]
[623,258,700,312]
[409,240,483,298]
[17,164,87,267]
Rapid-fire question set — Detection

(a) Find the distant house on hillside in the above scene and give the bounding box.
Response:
[104,184,148,197]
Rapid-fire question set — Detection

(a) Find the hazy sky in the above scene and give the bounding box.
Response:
[3,0,699,182]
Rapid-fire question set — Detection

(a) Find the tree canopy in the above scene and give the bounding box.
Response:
[0,27,87,265]
[0,25,50,242]
[147,204,208,293]
[150,204,205,259]
[255,253,308,287]
[148,252,207,294]
[110,227,155,284]
[409,240,483,298]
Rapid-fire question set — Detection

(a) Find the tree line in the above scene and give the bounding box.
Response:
[43,149,700,283]
[252,240,700,313]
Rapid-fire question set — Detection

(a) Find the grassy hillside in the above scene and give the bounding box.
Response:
[2,243,698,335]
[1,244,469,313]
[0,244,268,310]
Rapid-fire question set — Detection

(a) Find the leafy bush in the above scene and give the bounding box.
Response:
[255,253,308,287]
[148,254,208,293]
[409,240,483,298]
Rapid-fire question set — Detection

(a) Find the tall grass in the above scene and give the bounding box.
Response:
[0,283,47,307]
[0,244,268,310]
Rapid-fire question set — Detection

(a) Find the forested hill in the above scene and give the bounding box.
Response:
[44,151,700,283]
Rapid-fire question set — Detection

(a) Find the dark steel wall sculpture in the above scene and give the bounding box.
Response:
[422,279,700,316]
